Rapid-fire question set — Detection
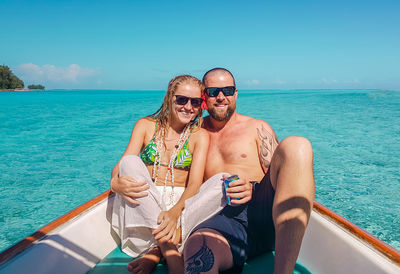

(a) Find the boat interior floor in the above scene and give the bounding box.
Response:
[88,247,311,274]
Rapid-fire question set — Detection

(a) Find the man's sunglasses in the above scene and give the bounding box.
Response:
[204,86,236,97]
[174,95,204,108]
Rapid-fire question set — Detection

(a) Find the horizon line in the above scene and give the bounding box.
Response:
[42,88,399,92]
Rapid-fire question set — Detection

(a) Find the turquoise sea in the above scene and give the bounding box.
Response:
[0,89,399,253]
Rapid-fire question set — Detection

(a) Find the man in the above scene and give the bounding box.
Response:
[183,68,315,273]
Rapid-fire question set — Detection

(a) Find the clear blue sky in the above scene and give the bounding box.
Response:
[1,0,399,90]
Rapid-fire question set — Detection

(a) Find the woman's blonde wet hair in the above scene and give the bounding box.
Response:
[150,75,204,136]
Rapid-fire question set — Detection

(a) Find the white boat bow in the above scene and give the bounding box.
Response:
[1,190,399,273]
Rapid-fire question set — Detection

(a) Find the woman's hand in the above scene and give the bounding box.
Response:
[153,208,180,243]
[111,176,149,205]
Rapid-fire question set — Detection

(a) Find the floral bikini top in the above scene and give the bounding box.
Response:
[140,123,193,170]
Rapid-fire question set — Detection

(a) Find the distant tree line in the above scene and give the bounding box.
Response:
[28,84,45,90]
[0,65,24,89]
[0,65,45,90]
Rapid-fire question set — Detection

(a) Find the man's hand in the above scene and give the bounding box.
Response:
[153,209,180,243]
[225,176,253,205]
[111,176,149,205]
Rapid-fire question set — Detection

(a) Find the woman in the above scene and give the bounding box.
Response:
[110,75,227,273]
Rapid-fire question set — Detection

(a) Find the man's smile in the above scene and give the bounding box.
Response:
[214,104,228,109]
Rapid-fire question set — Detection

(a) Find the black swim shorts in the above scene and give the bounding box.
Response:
[192,170,275,268]
[247,169,276,259]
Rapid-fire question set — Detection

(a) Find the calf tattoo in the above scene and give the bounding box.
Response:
[257,125,279,169]
[185,236,214,274]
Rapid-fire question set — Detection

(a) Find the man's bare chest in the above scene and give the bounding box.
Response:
[208,130,258,164]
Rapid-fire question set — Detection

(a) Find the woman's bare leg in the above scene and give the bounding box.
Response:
[158,242,184,274]
[156,226,184,273]
[127,246,162,274]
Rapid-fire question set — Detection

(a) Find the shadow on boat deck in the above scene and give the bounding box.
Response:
[88,247,311,274]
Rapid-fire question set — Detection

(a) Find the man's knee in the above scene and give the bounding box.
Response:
[183,229,233,273]
[276,136,313,163]
[270,136,315,190]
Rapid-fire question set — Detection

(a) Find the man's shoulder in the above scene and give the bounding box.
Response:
[236,114,273,131]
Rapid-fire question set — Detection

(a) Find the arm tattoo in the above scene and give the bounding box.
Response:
[257,125,279,169]
[185,235,214,274]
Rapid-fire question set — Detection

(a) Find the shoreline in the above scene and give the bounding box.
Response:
[0,89,45,92]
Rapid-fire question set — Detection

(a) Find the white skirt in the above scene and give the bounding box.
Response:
[111,155,227,257]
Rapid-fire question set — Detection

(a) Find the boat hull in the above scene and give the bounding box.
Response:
[1,191,399,273]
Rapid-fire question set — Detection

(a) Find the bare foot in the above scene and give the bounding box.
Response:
[127,247,161,274]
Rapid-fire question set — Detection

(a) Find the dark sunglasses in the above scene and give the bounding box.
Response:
[174,95,203,108]
[204,86,236,97]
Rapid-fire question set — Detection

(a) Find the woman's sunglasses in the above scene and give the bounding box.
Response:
[174,95,204,108]
[204,86,236,97]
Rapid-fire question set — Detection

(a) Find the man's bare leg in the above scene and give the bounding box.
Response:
[183,228,233,273]
[127,246,161,274]
[269,136,315,274]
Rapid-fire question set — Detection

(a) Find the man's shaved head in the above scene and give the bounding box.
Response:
[202,68,236,87]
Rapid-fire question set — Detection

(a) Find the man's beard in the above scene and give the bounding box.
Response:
[208,105,235,121]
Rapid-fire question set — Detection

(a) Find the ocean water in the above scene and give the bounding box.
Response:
[0,89,399,253]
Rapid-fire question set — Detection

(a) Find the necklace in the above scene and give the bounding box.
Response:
[152,123,191,207]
